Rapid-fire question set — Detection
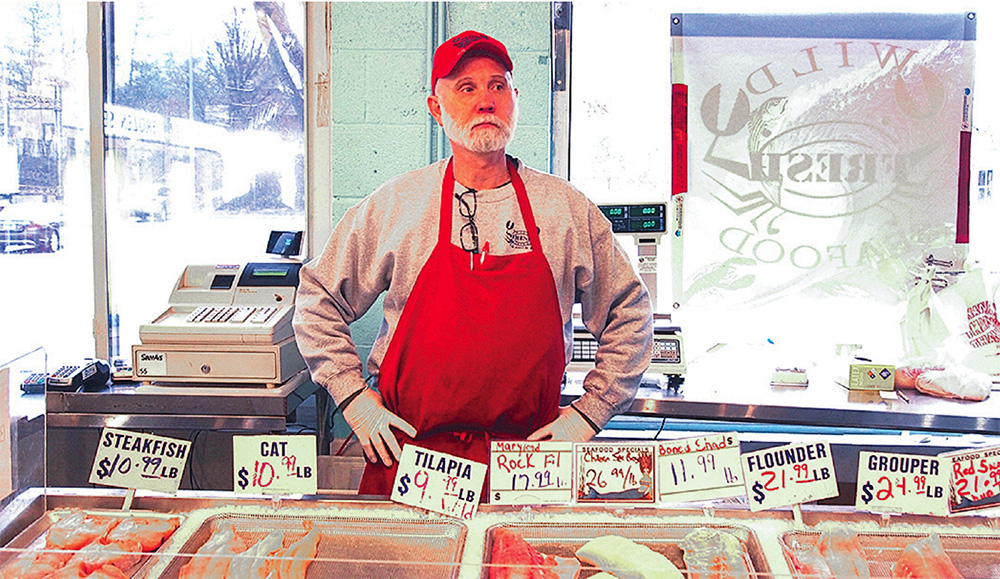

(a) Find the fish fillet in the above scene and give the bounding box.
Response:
[45,510,120,552]
[576,535,682,579]
[681,528,750,579]
[227,530,285,579]
[816,523,871,579]
[66,538,142,575]
[489,527,581,579]
[178,524,246,579]
[786,544,834,579]
[0,550,73,579]
[88,566,130,579]
[271,521,320,579]
[37,561,129,579]
[891,533,964,578]
[105,516,180,552]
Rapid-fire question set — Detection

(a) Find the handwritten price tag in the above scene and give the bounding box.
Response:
[233,435,317,495]
[576,443,655,504]
[942,445,1000,514]
[88,428,190,494]
[855,452,948,516]
[489,440,573,505]
[742,441,837,511]
[657,432,743,503]
[391,444,487,520]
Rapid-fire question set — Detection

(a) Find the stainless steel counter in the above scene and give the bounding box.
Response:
[563,345,1000,436]
[42,371,330,490]
[3,488,999,579]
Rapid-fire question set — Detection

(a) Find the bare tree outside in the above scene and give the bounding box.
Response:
[207,8,271,131]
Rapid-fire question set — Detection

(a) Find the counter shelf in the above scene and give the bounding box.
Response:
[42,370,332,489]
[564,345,1000,436]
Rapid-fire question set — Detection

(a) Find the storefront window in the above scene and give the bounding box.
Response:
[103,2,306,359]
[1,3,91,365]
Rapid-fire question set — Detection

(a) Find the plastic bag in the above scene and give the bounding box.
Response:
[914,366,991,401]
[903,268,1000,378]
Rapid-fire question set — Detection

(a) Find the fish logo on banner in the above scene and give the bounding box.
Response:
[676,14,973,308]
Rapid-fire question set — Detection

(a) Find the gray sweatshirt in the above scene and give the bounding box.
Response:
[293,159,653,428]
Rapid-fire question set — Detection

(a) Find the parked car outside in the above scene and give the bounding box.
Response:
[0,202,63,253]
[129,181,171,222]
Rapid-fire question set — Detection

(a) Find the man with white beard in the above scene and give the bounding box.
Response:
[293,31,653,497]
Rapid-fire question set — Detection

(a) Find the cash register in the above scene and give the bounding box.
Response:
[131,231,306,387]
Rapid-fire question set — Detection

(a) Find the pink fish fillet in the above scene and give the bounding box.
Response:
[816,525,871,579]
[891,533,963,578]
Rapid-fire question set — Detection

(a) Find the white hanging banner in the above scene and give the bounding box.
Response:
[671,13,976,325]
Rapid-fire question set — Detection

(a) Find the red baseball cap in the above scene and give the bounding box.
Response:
[431,30,513,91]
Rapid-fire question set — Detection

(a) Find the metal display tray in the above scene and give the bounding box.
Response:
[0,508,184,578]
[781,528,1000,579]
[481,521,771,579]
[147,511,467,579]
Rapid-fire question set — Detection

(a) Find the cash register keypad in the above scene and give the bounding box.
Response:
[185,306,278,324]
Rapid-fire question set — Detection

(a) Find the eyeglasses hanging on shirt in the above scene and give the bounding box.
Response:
[456,180,510,270]
[456,187,485,271]
[456,187,479,254]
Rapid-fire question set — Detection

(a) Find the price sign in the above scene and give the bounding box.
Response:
[855,452,948,516]
[391,444,487,519]
[489,440,573,505]
[742,441,837,512]
[576,443,656,504]
[942,445,1000,514]
[88,428,190,494]
[657,432,743,503]
[233,435,317,495]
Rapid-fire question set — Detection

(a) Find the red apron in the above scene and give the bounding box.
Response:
[358,158,564,498]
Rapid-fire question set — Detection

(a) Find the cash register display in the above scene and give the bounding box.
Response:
[238,262,300,287]
[210,274,236,290]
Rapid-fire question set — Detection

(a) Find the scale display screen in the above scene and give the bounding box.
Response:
[599,203,666,234]
[652,337,682,364]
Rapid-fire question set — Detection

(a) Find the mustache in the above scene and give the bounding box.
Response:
[459,114,512,134]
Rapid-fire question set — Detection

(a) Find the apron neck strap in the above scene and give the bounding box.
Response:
[439,156,543,253]
[507,156,543,253]
[439,158,456,244]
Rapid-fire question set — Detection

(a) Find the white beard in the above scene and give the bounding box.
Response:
[440,98,518,153]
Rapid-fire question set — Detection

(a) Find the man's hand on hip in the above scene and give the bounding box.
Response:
[341,388,417,466]
[527,405,598,442]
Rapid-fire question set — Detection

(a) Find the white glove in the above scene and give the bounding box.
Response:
[341,388,417,466]
[527,406,598,442]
